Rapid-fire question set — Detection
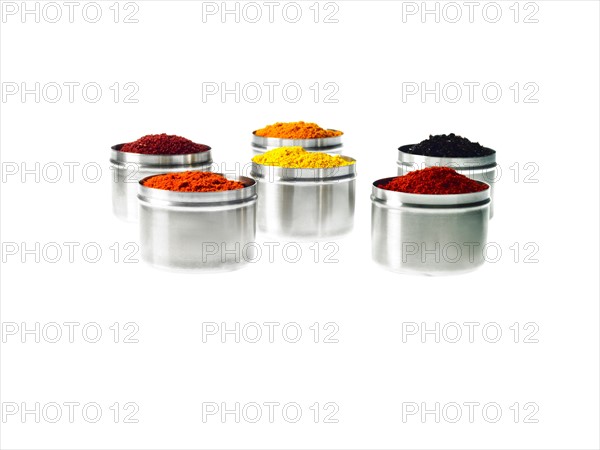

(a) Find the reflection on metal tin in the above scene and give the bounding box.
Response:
[110,144,212,222]
[138,175,256,271]
[371,177,490,276]
[251,158,356,238]
[251,131,343,154]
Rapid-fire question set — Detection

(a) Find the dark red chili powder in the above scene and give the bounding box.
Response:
[120,134,210,155]
[379,167,489,195]
[143,171,245,193]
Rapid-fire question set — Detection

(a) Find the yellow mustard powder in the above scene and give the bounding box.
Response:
[252,146,354,169]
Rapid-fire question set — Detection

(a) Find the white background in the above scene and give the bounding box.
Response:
[1,1,599,449]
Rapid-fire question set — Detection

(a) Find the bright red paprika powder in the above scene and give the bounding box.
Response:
[120,133,210,155]
[143,171,245,193]
[379,167,488,194]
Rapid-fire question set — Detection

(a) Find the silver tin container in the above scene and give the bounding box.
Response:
[138,175,257,271]
[251,131,343,154]
[371,177,490,276]
[251,159,356,238]
[397,145,497,218]
[110,144,213,222]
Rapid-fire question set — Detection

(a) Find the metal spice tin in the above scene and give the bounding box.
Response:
[250,159,356,238]
[137,175,257,271]
[371,177,491,275]
[251,131,343,154]
[397,145,497,218]
[110,144,213,222]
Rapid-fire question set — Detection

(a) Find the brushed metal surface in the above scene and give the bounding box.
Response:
[251,131,343,154]
[251,159,356,238]
[138,175,257,271]
[110,144,212,222]
[371,177,491,275]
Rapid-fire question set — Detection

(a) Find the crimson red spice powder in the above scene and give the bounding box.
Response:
[379,167,489,194]
[120,134,210,155]
[143,171,245,193]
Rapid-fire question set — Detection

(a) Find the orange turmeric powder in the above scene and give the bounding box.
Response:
[255,121,343,139]
[143,171,244,192]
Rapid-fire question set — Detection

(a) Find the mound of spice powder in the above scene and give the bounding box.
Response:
[143,171,244,192]
[379,167,489,195]
[252,146,354,169]
[404,133,494,158]
[255,121,343,139]
[120,134,210,155]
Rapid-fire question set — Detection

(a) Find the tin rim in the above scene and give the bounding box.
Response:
[250,157,356,182]
[138,174,257,205]
[251,130,343,150]
[111,144,212,167]
[397,144,496,169]
[371,176,490,207]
